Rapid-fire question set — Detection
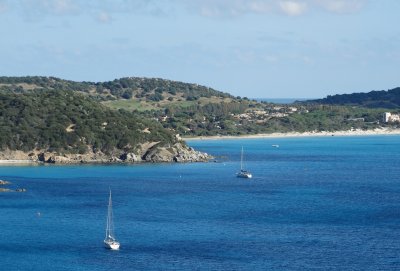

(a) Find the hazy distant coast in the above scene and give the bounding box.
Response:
[184,128,400,141]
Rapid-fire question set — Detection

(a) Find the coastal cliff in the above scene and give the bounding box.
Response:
[0,142,212,164]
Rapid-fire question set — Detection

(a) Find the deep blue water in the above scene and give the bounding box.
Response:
[1,136,399,270]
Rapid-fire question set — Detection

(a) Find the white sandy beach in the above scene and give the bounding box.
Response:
[184,128,400,141]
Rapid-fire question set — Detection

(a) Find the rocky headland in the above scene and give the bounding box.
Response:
[0,142,212,164]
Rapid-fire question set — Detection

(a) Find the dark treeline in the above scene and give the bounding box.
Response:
[304,87,400,108]
[0,76,232,101]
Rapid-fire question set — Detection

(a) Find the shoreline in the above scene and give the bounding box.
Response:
[2,129,399,164]
[0,143,211,165]
[0,160,36,164]
[184,128,400,141]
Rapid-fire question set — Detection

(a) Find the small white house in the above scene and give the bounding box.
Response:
[383,112,400,123]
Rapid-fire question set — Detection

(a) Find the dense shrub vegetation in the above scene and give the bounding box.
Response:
[0,76,398,142]
[0,90,175,153]
[0,76,232,101]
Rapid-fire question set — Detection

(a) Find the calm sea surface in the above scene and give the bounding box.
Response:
[1,136,399,270]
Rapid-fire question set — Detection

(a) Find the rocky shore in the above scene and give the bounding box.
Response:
[0,142,212,164]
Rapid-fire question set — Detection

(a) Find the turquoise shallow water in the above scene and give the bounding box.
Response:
[1,136,399,270]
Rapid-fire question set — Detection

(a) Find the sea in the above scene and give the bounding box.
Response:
[254,98,311,104]
[1,136,399,271]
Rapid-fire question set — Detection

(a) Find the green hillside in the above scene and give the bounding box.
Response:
[0,76,396,142]
[0,89,176,154]
[0,76,232,101]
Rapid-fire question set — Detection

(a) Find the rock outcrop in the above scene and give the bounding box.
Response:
[173,145,211,162]
[0,141,212,164]
[0,180,11,185]
[141,142,211,163]
[119,153,140,162]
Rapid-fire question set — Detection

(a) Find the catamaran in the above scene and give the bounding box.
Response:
[237,146,252,178]
[104,189,120,250]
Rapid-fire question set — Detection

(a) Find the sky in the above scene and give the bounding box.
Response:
[0,0,399,98]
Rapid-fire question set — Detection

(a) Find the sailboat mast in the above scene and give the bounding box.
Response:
[104,188,120,249]
[106,189,115,239]
[241,146,243,170]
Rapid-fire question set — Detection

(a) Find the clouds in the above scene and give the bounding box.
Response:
[315,0,366,13]
[14,0,79,16]
[184,0,367,17]
[0,0,167,21]
[0,0,79,19]
[0,0,367,19]
[279,1,307,16]
[35,0,78,14]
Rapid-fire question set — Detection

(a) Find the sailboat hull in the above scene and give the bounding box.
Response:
[237,172,252,178]
[238,147,252,178]
[104,240,120,250]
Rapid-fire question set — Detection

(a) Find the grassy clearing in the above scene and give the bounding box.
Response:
[102,100,158,111]
[102,96,237,112]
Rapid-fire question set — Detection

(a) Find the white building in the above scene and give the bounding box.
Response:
[383,112,400,123]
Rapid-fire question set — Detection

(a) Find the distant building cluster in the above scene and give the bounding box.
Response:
[231,106,303,122]
[383,112,400,123]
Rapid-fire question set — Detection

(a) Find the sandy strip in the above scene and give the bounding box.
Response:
[184,128,400,141]
[0,160,35,164]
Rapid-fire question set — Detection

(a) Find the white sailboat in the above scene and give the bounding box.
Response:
[237,146,252,178]
[104,189,120,250]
